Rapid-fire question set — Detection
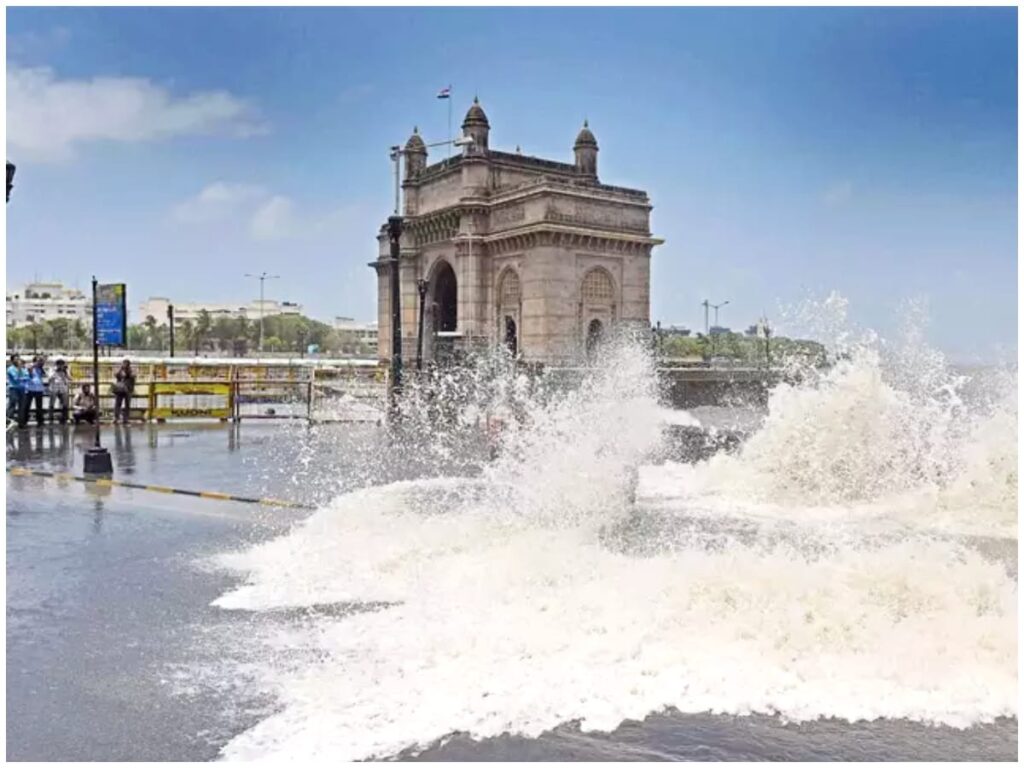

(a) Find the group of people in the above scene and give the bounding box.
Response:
[6,355,137,429]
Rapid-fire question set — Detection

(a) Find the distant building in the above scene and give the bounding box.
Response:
[660,324,691,338]
[6,281,91,328]
[708,325,731,336]
[138,297,304,326]
[333,317,378,355]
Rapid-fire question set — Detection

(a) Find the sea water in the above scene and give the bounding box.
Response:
[204,302,1017,760]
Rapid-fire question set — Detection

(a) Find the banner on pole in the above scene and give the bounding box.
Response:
[96,283,127,347]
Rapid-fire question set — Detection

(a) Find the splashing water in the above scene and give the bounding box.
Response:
[205,302,1016,760]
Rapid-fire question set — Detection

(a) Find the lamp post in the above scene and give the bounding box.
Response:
[711,300,729,329]
[416,278,429,370]
[387,133,473,413]
[83,276,113,474]
[244,272,280,354]
[167,304,175,357]
[702,298,729,359]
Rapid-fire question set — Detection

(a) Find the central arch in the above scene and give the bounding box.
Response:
[432,261,458,333]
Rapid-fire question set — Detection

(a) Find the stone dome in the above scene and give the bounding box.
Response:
[574,120,597,148]
[463,97,489,127]
[405,127,426,152]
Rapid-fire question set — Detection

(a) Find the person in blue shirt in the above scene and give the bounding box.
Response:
[22,356,47,427]
[6,354,25,426]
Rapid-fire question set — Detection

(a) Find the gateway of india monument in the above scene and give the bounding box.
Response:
[371,98,663,366]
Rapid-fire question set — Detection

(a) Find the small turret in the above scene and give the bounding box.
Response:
[573,120,598,180]
[404,127,427,178]
[462,97,489,153]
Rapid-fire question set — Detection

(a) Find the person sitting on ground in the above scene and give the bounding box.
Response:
[22,356,47,427]
[48,359,72,425]
[73,384,98,425]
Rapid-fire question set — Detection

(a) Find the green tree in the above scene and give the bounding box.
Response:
[179,320,195,356]
[71,319,88,350]
[127,325,148,350]
[194,310,212,355]
[49,318,72,350]
[143,315,159,350]
[211,317,236,352]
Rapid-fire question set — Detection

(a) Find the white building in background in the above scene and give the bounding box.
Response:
[333,317,378,354]
[6,281,92,328]
[137,297,304,325]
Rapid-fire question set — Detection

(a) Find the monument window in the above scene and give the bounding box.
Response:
[581,269,614,303]
[499,269,521,305]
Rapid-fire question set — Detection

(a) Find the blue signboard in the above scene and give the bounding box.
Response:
[96,283,127,347]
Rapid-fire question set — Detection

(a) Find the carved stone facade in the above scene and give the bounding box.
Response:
[370,100,663,365]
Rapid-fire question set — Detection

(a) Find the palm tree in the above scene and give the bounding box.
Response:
[195,310,212,355]
[179,320,195,356]
[72,319,88,350]
[143,315,159,350]
[144,313,159,350]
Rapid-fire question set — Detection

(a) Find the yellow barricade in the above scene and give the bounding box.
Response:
[150,381,233,420]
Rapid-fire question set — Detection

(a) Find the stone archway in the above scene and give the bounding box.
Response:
[497,267,521,358]
[433,261,458,333]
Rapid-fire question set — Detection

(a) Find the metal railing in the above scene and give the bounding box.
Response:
[33,359,388,423]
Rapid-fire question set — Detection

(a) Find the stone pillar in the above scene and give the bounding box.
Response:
[521,244,578,364]
[621,246,651,323]
[400,248,419,359]
[375,262,391,362]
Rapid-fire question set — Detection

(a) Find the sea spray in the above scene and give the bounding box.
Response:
[205,301,1016,760]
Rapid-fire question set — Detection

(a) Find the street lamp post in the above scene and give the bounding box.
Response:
[387,215,403,415]
[244,272,280,354]
[386,133,473,413]
[167,304,175,357]
[711,300,729,328]
[83,276,113,475]
[416,278,429,370]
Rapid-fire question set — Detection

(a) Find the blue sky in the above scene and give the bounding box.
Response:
[6,7,1017,362]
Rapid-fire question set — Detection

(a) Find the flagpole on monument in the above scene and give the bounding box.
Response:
[438,84,453,160]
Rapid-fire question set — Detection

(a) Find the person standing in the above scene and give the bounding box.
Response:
[22,356,47,427]
[48,359,72,425]
[112,358,136,424]
[6,355,25,426]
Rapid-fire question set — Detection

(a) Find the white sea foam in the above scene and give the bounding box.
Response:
[208,309,1017,760]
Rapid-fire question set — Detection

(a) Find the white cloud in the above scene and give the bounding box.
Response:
[172,182,268,223]
[250,195,297,240]
[7,66,267,162]
[172,182,367,242]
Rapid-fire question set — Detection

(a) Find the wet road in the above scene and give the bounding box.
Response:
[6,421,1018,761]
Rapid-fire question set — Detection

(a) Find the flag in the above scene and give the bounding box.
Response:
[437,86,451,99]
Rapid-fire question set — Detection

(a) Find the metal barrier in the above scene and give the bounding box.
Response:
[51,359,386,423]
